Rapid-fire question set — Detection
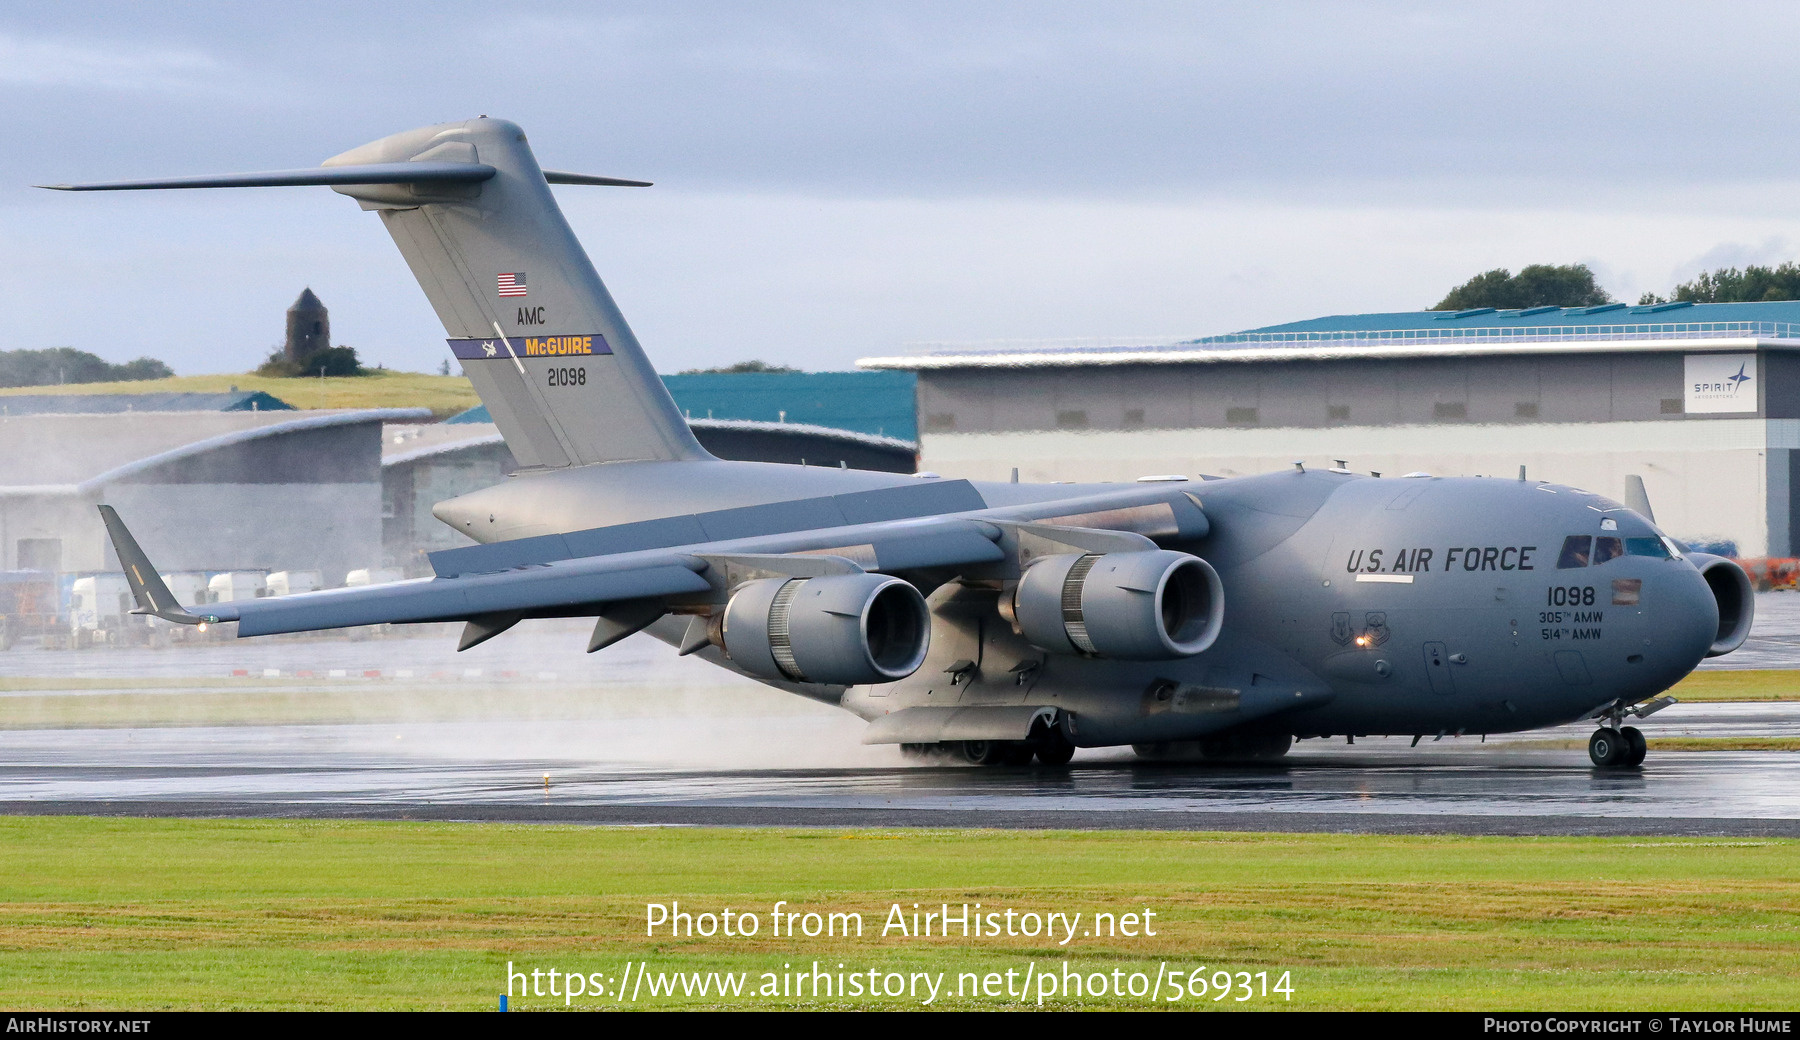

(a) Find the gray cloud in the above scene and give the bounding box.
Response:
[10,2,1800,375]
[12,2,1800,199]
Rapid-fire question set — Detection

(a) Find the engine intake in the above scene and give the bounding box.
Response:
[1008,550,1223,660]
[1687,552,1754,657]
[720,573,930,685]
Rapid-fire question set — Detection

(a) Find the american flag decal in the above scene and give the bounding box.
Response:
[497,272,527,297]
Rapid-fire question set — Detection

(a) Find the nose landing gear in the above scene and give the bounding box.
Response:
[1588,726,1647,767]
[1586,695,1672,768]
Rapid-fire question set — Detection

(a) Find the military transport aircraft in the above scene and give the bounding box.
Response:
[46,118,1754,768]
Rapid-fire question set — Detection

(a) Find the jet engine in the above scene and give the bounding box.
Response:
[719,573,931,685]
[1005,550,1223,660]
[1686,552,1754,657]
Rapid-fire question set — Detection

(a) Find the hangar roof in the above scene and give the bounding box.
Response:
[858,299,1800,370]
[0,390,293,414]
[448,370,918,440]
[385,418,916,469]
[0,408,428,493]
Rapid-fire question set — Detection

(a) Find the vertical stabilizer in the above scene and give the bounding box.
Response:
[324,119,707,468]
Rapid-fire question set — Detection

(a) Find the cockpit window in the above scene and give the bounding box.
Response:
[1557,535,1593,569]
[1594,537,1624,564]
[1626,537,1671,559]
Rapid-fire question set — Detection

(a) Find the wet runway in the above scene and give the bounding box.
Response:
[1,598,1798,836]
[2,704,1798,836]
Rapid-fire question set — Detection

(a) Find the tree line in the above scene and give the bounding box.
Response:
[0,348,172,389]
[1432,262,1800,310]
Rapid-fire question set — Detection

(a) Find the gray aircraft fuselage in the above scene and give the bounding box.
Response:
[436,454,1720,746]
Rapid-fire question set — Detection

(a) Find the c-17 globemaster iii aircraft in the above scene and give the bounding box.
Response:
[47,118,1755,769]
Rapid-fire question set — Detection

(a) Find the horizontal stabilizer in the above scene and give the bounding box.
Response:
[36,162,499,192]
[543,170,652,187]
[39,165,651,193]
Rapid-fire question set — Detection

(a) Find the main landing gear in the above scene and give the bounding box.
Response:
[899,727,1076,768]
[1587,694,1673,768]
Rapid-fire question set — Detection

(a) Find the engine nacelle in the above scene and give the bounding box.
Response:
[1007,550,1223,660]
[1687,552,1754,657]
[719,573,930,685]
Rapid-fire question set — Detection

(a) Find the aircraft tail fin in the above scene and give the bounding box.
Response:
[44,118,708,469]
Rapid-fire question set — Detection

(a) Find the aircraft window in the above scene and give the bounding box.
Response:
[1557,535,1593,569]
[1625,537,1671,559]
[1593,537,1624,564]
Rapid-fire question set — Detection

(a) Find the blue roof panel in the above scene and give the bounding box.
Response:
[449,371,917,440]
[0,391,293,415]
[1222,299,1800,338]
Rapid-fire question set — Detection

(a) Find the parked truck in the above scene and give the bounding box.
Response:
[265,570,322,597]
[68,573,149,648]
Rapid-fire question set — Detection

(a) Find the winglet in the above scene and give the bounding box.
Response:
[96,505,209,626]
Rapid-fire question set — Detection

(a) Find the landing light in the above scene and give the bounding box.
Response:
[1354,635,1371,647]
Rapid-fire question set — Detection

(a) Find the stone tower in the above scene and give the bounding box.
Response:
[285,288,330,364]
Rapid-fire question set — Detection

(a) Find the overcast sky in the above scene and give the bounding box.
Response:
[9,2,1800,375]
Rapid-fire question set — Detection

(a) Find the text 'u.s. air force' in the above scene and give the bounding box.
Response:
[1345,546,1537,574]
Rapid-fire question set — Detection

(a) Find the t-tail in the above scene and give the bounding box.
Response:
[40,117,708,469]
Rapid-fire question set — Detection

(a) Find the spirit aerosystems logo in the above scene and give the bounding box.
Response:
[1683,353,1758,414]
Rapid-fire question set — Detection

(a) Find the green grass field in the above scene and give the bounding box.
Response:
[1667,670,1800,702]
[0,370,480,419]
[1,818,1796,1011]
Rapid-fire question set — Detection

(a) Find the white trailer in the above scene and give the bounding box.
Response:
[160,572,211,608]
[207,571,268,603]
[265,570,322,597]
[345,568,403,587]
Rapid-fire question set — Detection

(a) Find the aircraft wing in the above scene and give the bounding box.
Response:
[100,483,1207,640]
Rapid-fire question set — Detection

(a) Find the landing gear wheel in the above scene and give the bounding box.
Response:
[959,740,1005,766]
[1588,728,1628,768]
[1032,729,1076,767]
[1621,725,1647,766]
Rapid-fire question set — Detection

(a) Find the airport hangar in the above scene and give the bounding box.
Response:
[0,394,418,583]
[384,412,917,564]
[0,382,918,586]
[860,300,1800,558]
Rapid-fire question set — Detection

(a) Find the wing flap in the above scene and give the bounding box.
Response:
[426,479,990,577]
[222,562,710,636]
